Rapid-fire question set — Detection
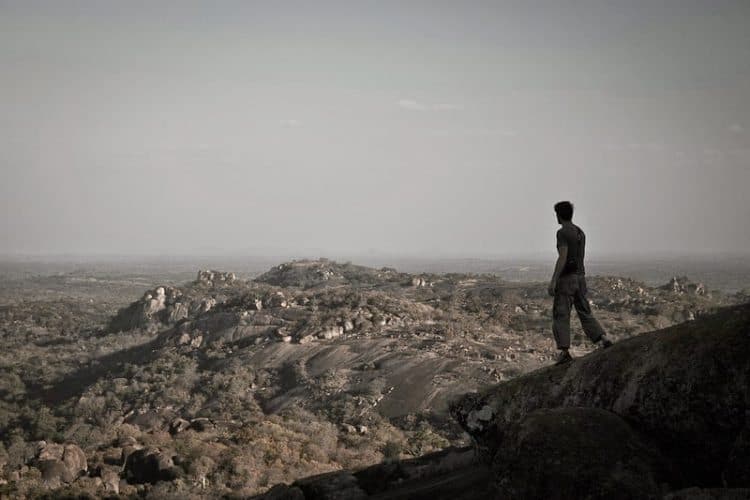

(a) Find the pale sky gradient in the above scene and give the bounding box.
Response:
[1,1,749,257]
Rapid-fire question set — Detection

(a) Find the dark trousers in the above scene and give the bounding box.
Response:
[552,273,605,350]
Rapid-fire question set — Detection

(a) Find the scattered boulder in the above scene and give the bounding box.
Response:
[125,409,175,432]
[318,326,344,340]
[411,277,427,287]
[123,448,179,484]
[169,418,191,435]
[265,291,289,309]
[100,466,121,494]
[298,334,315,344]
[195,297,217,314]
[189,417,216,432]
[661,276,707,295]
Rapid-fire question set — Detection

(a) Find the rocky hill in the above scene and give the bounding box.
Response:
[0,260,745,498]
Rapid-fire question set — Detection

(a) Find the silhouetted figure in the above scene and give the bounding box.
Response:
[548,201,612,365]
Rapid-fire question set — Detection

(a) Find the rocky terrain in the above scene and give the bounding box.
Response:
[255,301,750,499]
[0,259,746,498]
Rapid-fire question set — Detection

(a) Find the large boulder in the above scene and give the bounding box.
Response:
[35,442,87,488]
[450,303,750,489]
[493,407,675,499]
[123,448,179,484]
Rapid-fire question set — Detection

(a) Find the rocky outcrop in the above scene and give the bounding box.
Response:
[450,303,750,493]
[108,286,187,332]
[196,269,237,286]
[108,285,222,333]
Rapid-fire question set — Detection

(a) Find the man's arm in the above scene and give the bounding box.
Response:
[548,244,568,296]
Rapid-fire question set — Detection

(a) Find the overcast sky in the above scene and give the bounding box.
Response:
[1,0,749,258]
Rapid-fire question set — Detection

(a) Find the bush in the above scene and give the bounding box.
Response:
[381,440,402,461]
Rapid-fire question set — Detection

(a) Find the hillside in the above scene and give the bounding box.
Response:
[256,302,750,499]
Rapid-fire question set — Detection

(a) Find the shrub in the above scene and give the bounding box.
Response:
[381,440,402,461]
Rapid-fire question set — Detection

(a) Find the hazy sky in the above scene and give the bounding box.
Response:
[1,1,749,258]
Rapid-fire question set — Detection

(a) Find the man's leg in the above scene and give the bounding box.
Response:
[552,277,574,350]
[573,275,608,344]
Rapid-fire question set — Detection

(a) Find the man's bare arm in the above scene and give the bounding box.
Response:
[548,245,568,296]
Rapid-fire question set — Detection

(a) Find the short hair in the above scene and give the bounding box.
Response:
[554,201,574,221]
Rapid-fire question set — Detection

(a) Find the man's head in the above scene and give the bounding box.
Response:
[554,201,574,223]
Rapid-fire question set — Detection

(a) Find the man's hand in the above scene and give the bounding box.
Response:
[549,244,567,297]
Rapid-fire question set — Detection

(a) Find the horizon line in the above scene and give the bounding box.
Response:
[2,251,750,262]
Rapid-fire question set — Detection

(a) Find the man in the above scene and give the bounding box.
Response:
[548,201,612,365]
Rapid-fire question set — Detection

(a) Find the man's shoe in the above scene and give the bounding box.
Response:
[554,350,573,365]
[600,337,613,349]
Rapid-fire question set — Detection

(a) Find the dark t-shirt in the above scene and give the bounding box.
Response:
[556,223,586,275]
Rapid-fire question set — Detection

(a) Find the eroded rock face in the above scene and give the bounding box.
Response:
[450,303,750,489]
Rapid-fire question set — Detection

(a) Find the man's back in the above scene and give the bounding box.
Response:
[556,223,586,275]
